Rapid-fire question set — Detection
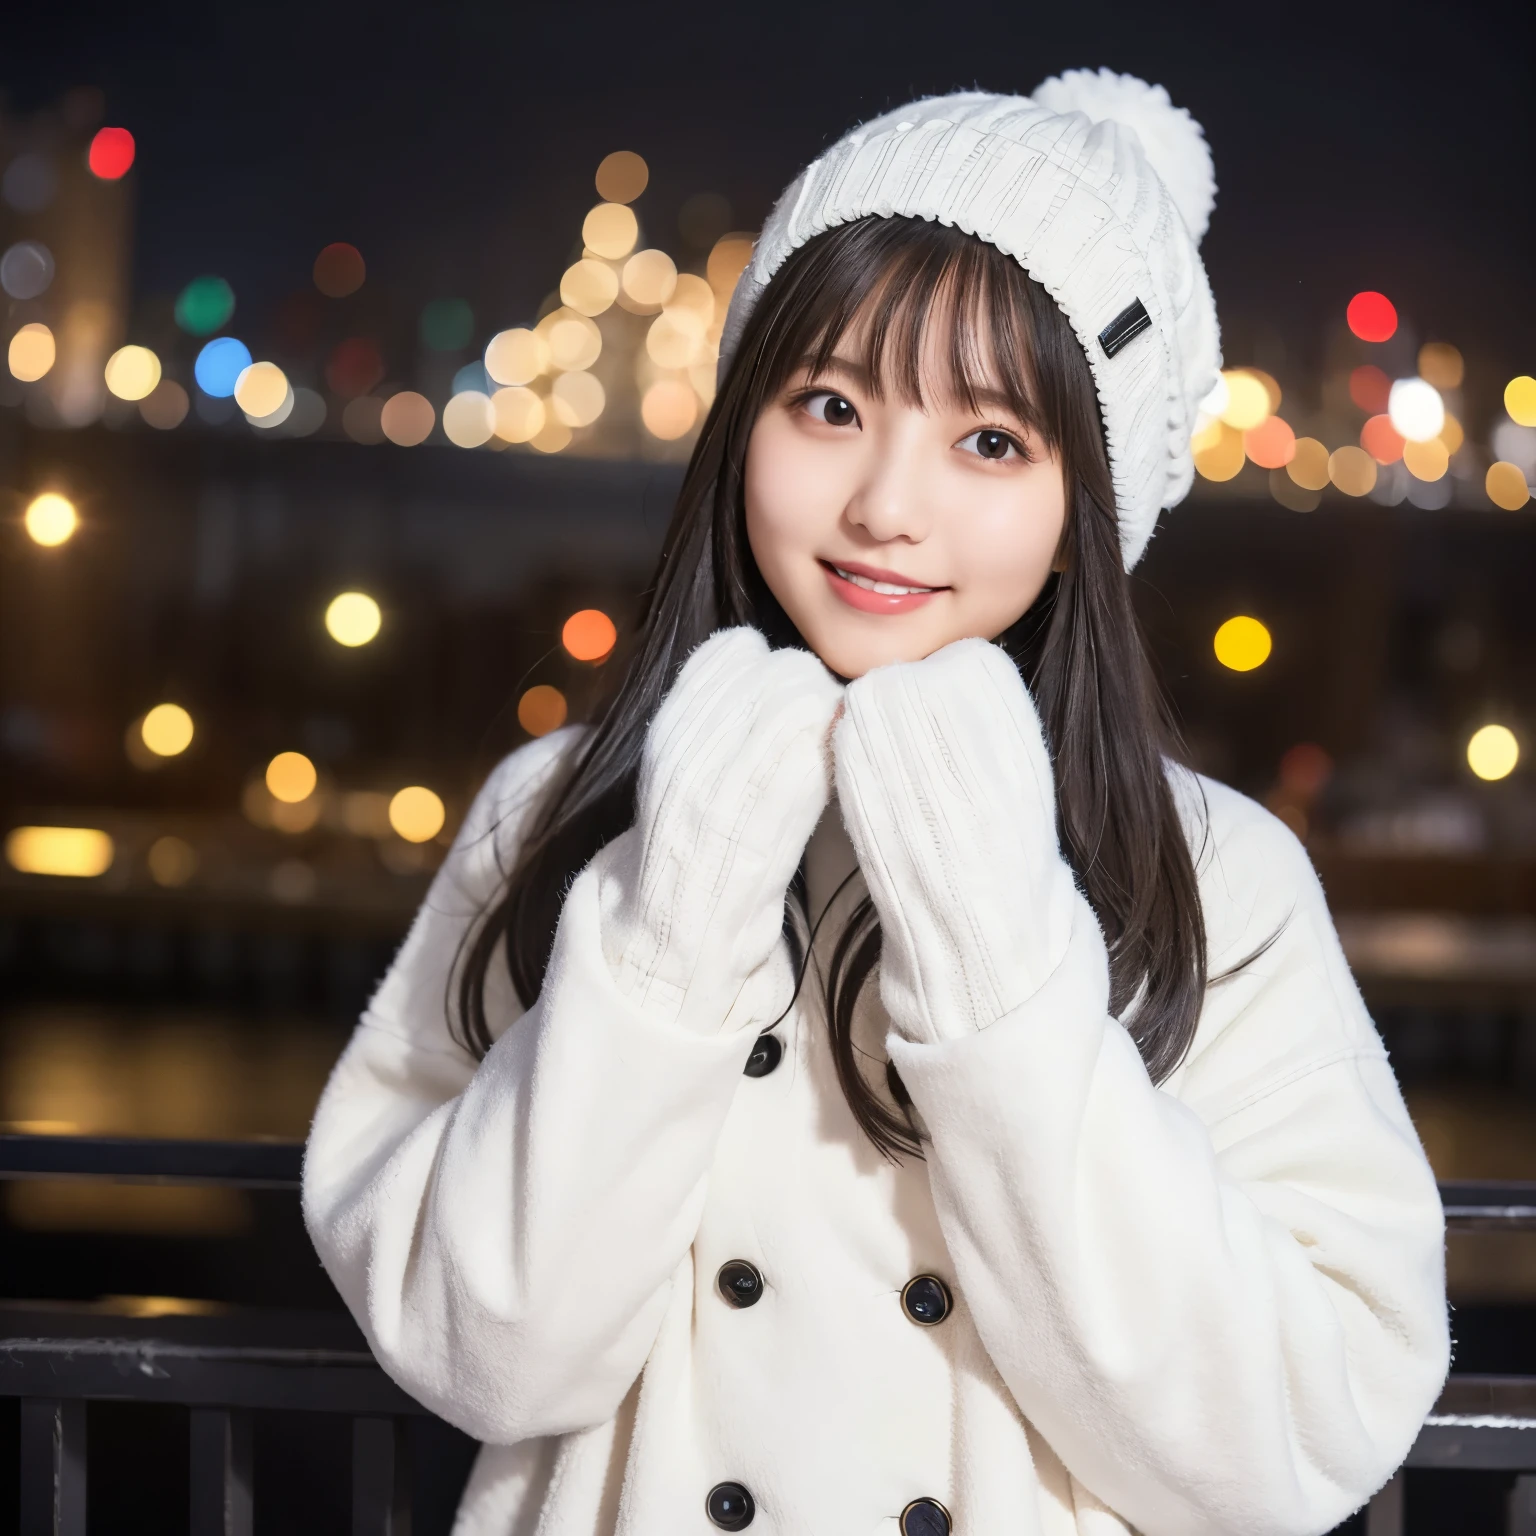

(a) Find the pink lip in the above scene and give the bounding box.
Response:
[820,559,948,616]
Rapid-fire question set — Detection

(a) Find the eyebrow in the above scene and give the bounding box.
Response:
[800,353,1024,416]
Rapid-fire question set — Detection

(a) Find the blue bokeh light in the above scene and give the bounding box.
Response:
[451,361,490,396]
[194,336,252,398]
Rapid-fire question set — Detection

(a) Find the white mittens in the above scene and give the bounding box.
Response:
[834,638,1083,1044]
[603,627,843,1033]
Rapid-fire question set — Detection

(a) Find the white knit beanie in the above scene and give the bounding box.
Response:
[719,71,1222,570]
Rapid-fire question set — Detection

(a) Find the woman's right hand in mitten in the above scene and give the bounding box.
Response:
[600,626,843,1033]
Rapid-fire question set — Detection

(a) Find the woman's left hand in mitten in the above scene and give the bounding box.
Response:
[833,637,1087,1045]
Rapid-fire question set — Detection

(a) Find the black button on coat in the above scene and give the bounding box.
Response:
[707,1481,755,1529]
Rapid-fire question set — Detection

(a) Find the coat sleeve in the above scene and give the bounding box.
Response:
[300,728,784,1444]
[887,788,1449,1536]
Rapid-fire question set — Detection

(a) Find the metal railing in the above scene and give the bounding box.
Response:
[4,1137,1536,1533]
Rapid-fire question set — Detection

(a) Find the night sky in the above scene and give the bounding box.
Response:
[6,0,1534,417]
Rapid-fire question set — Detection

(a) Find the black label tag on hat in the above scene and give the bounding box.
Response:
[1098,299,1151,359]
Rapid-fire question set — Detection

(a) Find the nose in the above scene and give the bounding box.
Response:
[843,420,931,545]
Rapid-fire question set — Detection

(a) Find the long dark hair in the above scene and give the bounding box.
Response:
[452,215,1208,1159]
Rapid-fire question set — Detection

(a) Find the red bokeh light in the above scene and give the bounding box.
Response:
[87,127,135,180]
[1243,415,1296,470]
[1346,291,1397,343]
[1348,365,1391,415]
[1360,415,1405,465]
[326,338,385,399]
[314,243,366,298]
[1279,743,1334,800]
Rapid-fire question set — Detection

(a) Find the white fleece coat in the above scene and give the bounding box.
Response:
[302,634,1448,1536]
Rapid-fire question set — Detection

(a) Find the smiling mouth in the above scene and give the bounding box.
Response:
[822,561,945,597]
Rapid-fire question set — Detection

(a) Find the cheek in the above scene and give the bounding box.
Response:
[950,469,1067,622]
[744,416,832,585]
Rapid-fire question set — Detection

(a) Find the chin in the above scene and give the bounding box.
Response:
[803,626,938,681]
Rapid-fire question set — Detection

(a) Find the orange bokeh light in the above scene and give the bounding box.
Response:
[314,242,367,298]
[1360,415,1405,465]
[1243,416,1296,470]
[1348,365,1391,415]
[562,609,617,662]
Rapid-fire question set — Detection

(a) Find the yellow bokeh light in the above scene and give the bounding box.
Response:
[1418,342,1464,391]
[147,835,197,887]
[551,370,606,428]
[582,203,639,260]
[388,786,446,844]
[233,360,288,418]
[622,249,678,309]
[1213,615,1272,673]
[641,380,699,440]
[1467,724,1519,782]
[594,150,648,204]
[25,492,78,546]
[381,391,435,446]
[485,328,548,387]
[646,310,706,369]
[517,685,568,737]
[530,415,573,454]
[1328,445,1377,497]
[1437,412,1464,456]
[1218,370,1272,431]
[5,825,114,878]
[9,322,56,381]
[141,703,194,757]
[539,310,602,373]
[325,591,382,647]
[707,234,754,294]
[1486,461,1531,511]
[1193,422,1244,482]
[442,390,496,448]
[666,273,716,327]
[491,386,546,444]
[1504,377,1536,428]
[1403,437,1449,482]
[266,751,317,804]
[104,344,162,402]
[561,258,619,318]
[1286,438,1330,492]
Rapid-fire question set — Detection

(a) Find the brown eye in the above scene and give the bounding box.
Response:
[803,391,858,427]
[959,428,1021,462]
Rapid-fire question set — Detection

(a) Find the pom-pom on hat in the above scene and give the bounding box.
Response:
[719,70,1222,570]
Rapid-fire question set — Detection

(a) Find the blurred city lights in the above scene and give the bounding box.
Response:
[562,609,617,661]
[594,150,648,204]
[87,127,136,180]
[442,390,496,448]
[517,685,568,737]
[340,791,392,838]
[326,337,385,397]
[146,835,197,888]
[647,310,707,369]
[1418,343,1465,391]
[24,493,77,546]
[8,322,55,381]
[266,752,317,804]
[1243,416,1295,469]
[491,386,545,443]
[1348,365,1391,415]
[530,416,573,454]
[1286,438,1330,492]
[707,235,753,294]
[1213,616,1272,672]
[1388,378,1445,443]
[1507,377,1536,428]
[233,361,289,418]
[1361,415,1405,464]
[380,391,435,446]
[551,370,606,428]
[540,310,602,372]
[175,277,236,336]
[342,397,384,442]
[1467,725,1519,782]
[388,786,446,843]
[641,380,698,441]
[104,345,162,402]
[140,380,190,430]
[485,328,547,387]
[561,259,620,317]
[194,337,252,398]
[1,240,55,300]
[246,383,294,429]
[1486,462,1532,511]
[1329,446,1377,497]
[1217,370,1271,431]
[1269,468,1319,514]
[1403,438,1449,482]
[1438,413,1465,456]
[583,203,639,260]
[5,826,114,878]
[1346,291,1397,343]
[325,592,382,647]
[622,249,677,309]
[140,703,194,757]
[420,298,474,352]
[314,242,366,298]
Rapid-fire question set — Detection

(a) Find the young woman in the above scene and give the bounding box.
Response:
[304,73,1448,1536]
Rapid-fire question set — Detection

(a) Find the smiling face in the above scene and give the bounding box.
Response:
[743,282,1069,680]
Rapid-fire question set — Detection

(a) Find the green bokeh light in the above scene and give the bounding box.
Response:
[175,276,236,337]
[420,298,474,353]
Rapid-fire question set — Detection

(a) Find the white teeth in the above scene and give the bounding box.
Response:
[833,565,936,596]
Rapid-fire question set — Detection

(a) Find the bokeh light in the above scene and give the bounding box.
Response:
[560,259,619,317]
[246,381,294,429]
[1269,468,1320,513]
[540,310,602,373]
[140,379,190,430]
[595,150,648,204]
[1243,416,1295,469]
[582,203,639,260]
[326,337,384,397]
[1348,365,1391,415]
[1287,438,1330,492]
[1360,415,1405,464]
[147,836,197,888]
[562,609,617,661]
[1467,725,1519,782]
[104,345,162,402]
[420,298,474,352]
[8,322,55,381]
[1217,370,1271,431]
[1486,462,1531,511]
[1388,378,1445,443]
[194,337,252,398]
[646,311,706,369]
[1438,413,1465,456]
[707,235,754,294]
[530,416,573,455]
[87,127,135,180]
[266,752,317,804]
[5,826,113,878]
[1,240,54,300]
[388,786,446,843]
[314,242,366,298]
[1418,343,1464,391]
[1193,422,1244,481]
[491,386,545,443]
[443,390,496,448]
[1403,438,1449,482]
[341,397,385,444]
[4,153,57,213]
[1347,291,1397,343]
[141,703,194,757]
[517,685,568,737]
[485,328,547,387]
[551,370,606,428]
[325,592,382,647]
[1507,377,1536,428]
[1328,446,1377,497]
[641,380,699,440]
[233,361,288,418]
[622,249,678,310]
[1213,616,1273,672]
[175,277,235,336]
[380,391,435,446]
[24,492,77,546]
